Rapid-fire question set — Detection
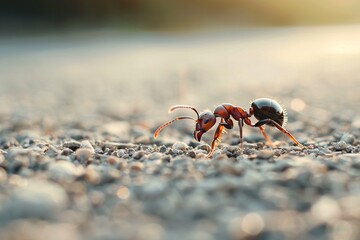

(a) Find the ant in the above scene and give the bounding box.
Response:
[154,98,303,157]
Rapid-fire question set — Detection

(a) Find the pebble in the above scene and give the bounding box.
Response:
[187,150,196,158]
[291,146,303,151]
[1,180,68,220]
[172,142,189,151]
[48,160,83,182]
[340,134,355,144]
[103,142,136,149]
[107,155,121,165]
[159,145,167,153]
[80,140,95,153]
[130,162,145,172]
[61,148,74,156]
[75,148,94,163]
[196,144,211,152]
[133,150,146,160]
[333,141,348,151]
[117,158,129,170]
[149,152,163,161]
[256,149,275,159]
[84,167,101,185]
[5,148,31,173]
[63,140,81,151]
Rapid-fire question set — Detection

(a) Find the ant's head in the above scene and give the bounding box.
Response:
[154,105,216,142]
[194,112,216,141]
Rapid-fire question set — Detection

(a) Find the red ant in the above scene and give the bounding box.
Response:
[154,98,303,157]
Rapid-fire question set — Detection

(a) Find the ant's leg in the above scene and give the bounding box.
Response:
[243,118,270,145]
[253,119,303,146]
[220,118,233,129]
[207,120,225,157]
[238,119,244,153]
[258,126,272,145]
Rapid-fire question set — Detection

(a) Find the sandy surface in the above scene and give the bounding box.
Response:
[0,25,359,239]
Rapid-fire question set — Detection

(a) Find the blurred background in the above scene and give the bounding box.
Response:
[2,0,360,32]
[0,0,359,134]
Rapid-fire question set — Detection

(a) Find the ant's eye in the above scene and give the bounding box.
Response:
[204,118,209,124]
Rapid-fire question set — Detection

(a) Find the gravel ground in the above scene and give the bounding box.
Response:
[0,26,359,240]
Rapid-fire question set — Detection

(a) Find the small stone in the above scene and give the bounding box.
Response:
[115,149,126,157]
[63,140,81,151]
[189,140,200,148]
[130,162,144,172]
[117,158,128,170]
[84,167,101,185]
[224,146,239,153]
[172,142,189,151]
[243,142,259,149]
[48,160,83,182]
[187,150,196,158]
[80,140,95,153]
[196,144,211,152]
[340,134,355,145]
[103,142,136,149]
[291,146,303,151]
[46,144,60,157]
[256,149,275,159]
[94,147,104,155]
[75,148,94,162]
[133,151,146,160]
[162,155,171,163]
[60,148,73,156]
[2,180,68,220]
[149,152,163,161]
[159,145,167,153]
[107,155,121,165]
[6,148,31,173]
[333,141,348,151]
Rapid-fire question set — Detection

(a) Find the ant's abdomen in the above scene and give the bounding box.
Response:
[251,98,286,126]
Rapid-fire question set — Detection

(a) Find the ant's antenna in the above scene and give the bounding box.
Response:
[168,105,200,119]
[154,116,197,138]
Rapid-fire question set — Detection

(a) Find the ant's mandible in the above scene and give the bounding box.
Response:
[154,98,303,157]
